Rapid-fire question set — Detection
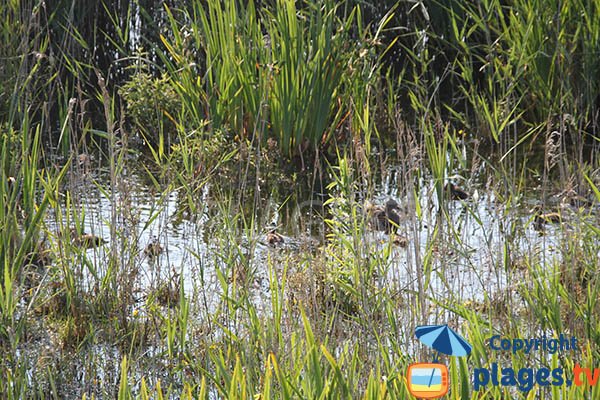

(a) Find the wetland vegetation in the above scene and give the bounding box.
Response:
[1,0,599,398]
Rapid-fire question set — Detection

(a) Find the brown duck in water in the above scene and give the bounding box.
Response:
[560,189,595,208]
[144,238,164,258]
[70,228,107,249]
[266,230,285,246]
[367,199,403,234]
[445,183,469,200]
[392,235,409,247]
[531,205,562,231]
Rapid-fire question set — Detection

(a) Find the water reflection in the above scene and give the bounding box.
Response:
[50,157,596,319]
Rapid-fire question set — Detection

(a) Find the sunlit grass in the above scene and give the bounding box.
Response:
[1,0,599,398]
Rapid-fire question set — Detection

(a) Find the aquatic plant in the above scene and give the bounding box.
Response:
[1,0,600,398]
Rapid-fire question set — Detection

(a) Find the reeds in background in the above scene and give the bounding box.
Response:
[0,0,599,398]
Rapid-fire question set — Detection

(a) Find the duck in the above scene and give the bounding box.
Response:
[392,235,409,247]
[265,229,285,246]
[70,228,107,249]
[367,199,403,234]
[445,183,469,200]
[531,205,562,231]
[144,238,164,258]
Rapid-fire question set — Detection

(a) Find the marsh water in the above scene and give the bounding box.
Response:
[5,0,600,397]
[47,150,593,314]
[12,139,595,398]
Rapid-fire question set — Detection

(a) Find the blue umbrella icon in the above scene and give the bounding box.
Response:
[415,324,472,389]
[415,324,472,358]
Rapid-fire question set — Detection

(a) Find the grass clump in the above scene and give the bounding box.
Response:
[118,72,181,145]
[1,0,600,398]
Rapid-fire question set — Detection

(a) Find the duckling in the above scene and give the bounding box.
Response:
[367,199,403,234]
[155,268,180,306]
[531,205,562,231]
[74,234,107,248]
[551,185,595,209]
[561,189,594,209]
[568,195,594,209]
[445,183,469,200]
[25,238,54,268]
[266,230,285,246]
[392,235,409,247]
[144,238,164,259]
[534,211,561,225]
[70,228,107,249]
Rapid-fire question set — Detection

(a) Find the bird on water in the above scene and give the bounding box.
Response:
[367,198,403,234]
[445,183,469,200]
[70,228,107,249]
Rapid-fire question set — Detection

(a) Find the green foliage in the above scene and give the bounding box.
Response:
[118,72,181,140]
[266,0,348,155]
[159,0,387,157]
[442,0,599,140]
[0,1,22,121]
[2,0,600,399]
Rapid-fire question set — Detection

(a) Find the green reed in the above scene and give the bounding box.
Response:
[157,0,388,157]
[1,0,600,398]
[266,0,347,155]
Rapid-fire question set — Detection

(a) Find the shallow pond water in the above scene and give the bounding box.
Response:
[15,149,596,398]
[46,155,598,323]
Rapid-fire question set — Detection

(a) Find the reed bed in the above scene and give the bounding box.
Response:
[1,0,599,398]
